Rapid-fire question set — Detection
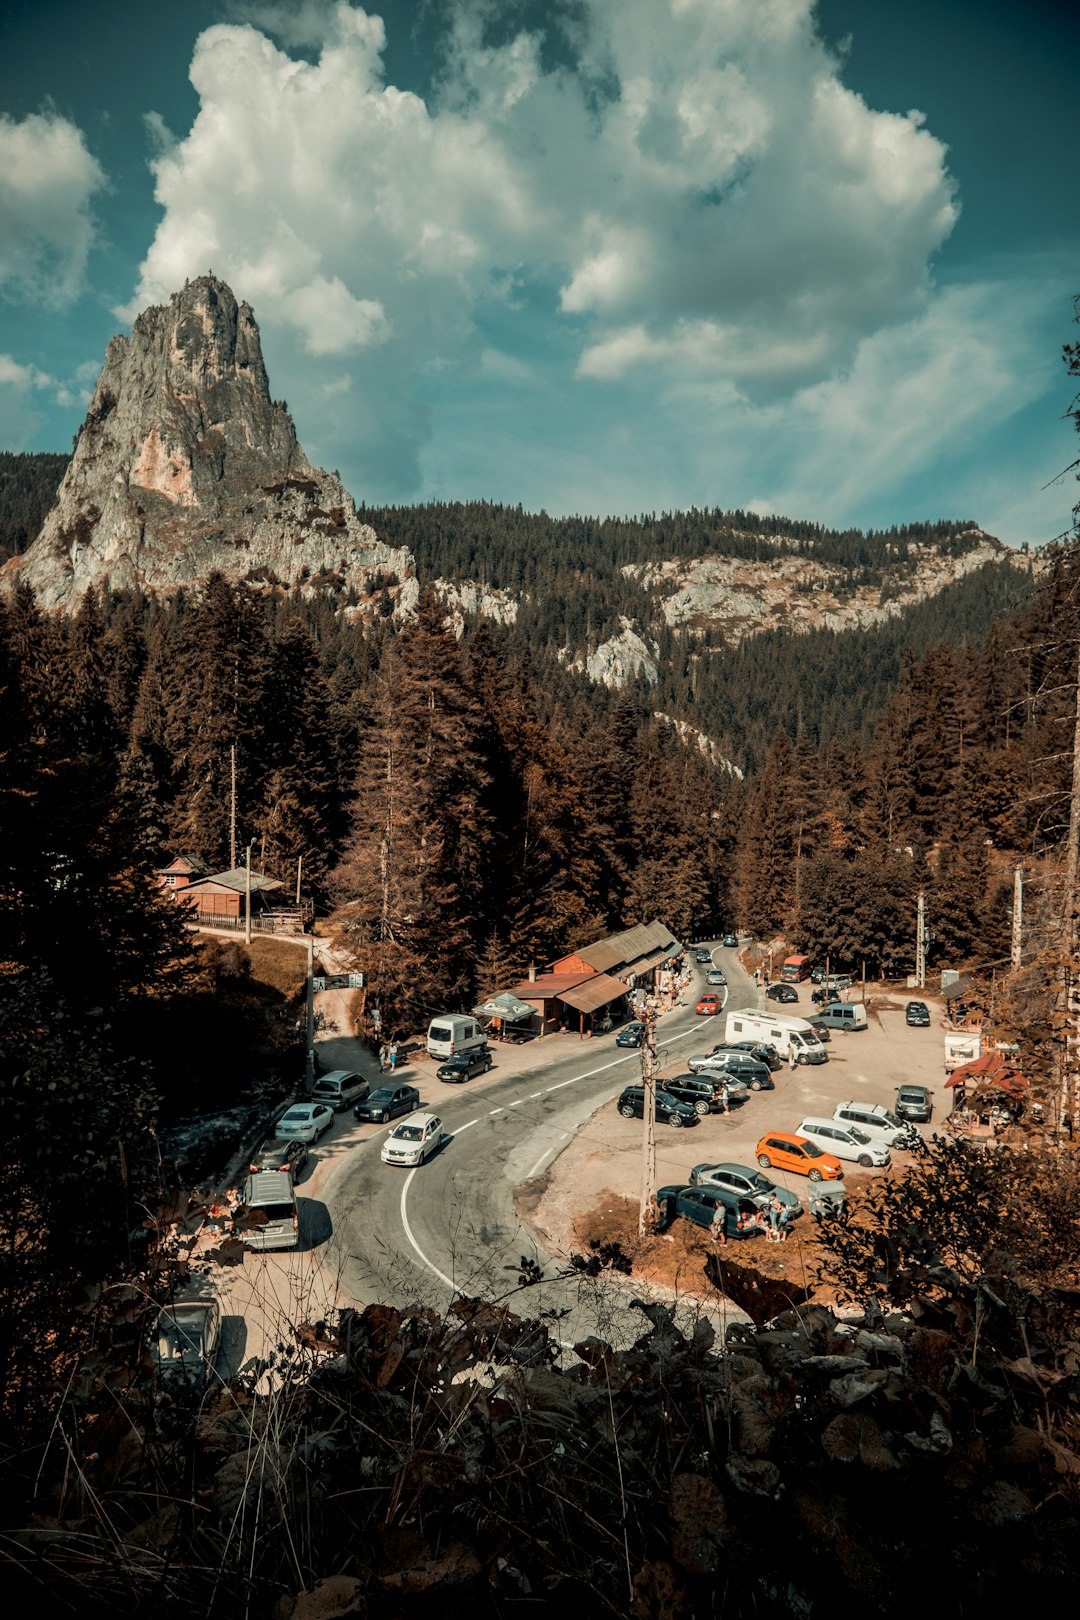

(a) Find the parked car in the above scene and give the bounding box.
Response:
[695,993,722,1016]
[249,1137,309,1179]
[617,1086,699,1128]
[807,1017,832,1042]
[813,1002,868,1031]
[905,1001,932,1027]
[311,1069,369,1111]
[688,1051,769,1090]
[895,1084,934,1123]
[654,1183,762,1238]
[722,933,739,948]
[715,1039,782,1073]
[615,1021,645,1048]
[694,947,712,963]
[380,1112,446,1166]
[437,1049,494,1084]
[706,968,727,986]
[354,1084,421,1123]
[833,1100,917,1149]
[274,1102,335,1143]
[796,1116,890,1168]
[150,1298,221,1386]
[660,1074,729,1115]
[765,983,798,1004]
[689,1162,802,1215]
[755,1132,845,1182]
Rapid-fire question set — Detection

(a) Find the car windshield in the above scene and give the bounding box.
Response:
[366,1089,395,1104]
[899,1089,923,1102]
[751,1174,774,1192]
[393,1125,422,1141]
[279,1110,308,1127]
[799,1141,823,1157]
[848,1127,872,1144]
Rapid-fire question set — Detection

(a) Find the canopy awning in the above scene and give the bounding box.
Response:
[558,973,630,1016]
[472,992,536,1022]
[945,1052,1029,1095]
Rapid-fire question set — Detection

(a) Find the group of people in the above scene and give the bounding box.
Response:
[377,1042,400,1072]
[205,1186,242,1236]
[710,1194,791,1245]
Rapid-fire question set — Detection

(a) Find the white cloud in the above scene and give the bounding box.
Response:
[0,110,106,305]
[124,0,1057,519]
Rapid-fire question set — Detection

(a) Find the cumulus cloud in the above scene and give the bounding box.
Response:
[0,110,106,304]
[124,0,987,503]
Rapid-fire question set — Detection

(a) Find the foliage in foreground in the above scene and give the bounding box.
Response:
[6,1258,1080,1618]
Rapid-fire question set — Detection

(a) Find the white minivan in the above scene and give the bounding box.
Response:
[795,1116,890,1168]
[426,1014,487,1060]
[833,1101,915,1150]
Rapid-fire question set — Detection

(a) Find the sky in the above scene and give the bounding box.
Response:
[1,0,1077,544]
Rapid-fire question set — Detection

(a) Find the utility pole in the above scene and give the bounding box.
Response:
[305,932,316,1091]
[638,1003,658,1236]
[244,838,255,944]
[1011,865,1024,969]
[229,744,237,871]
[1061,639,1080,1132]
[296,853,303,906]
[915,892,926,989]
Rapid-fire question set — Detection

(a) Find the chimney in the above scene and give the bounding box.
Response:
[528,962,536,983]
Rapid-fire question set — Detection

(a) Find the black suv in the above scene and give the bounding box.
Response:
[437,1050,493,1084]
[617,1086,699,1128]
[659,1074,727,1115]
[905,1001,931,1027]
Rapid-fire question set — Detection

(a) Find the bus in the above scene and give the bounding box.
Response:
[780,953,812,983]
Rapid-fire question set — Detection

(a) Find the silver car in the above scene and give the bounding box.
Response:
[150,1298,221,1385]
[690,1162,802,1215]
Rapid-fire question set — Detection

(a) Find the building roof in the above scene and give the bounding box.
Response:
[157,852,208,876]
[558,973,630,1015]
[183,868,284,895]
[506,972,594,1000]
[570,919,682,975]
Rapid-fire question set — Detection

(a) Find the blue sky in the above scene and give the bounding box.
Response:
[1,0,1076,544]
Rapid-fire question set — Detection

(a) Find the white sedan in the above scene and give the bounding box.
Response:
[274,1102,335,1143]
[381,1112,446,1167]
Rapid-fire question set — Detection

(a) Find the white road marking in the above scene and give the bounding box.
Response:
[397,1018,701,1291]
[525,1133,573,1180]
[399,1169,457,1290]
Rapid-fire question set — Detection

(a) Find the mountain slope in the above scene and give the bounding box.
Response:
[2,277,411,610]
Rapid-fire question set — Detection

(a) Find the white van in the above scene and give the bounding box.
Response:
[814,1002,868,1032]
[833,1101,915,1149]
[724,1008,828,1066]
[426,1014,487,1061]
[238,1170,299,1251]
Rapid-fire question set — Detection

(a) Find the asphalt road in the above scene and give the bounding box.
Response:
[319,943,747,1348]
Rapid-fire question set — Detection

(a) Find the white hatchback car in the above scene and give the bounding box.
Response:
[381,1111,446,1167]
[795,1116,890,1168]
[274,1102,335,1143]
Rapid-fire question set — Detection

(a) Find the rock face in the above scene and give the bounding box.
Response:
[2,276,411,610]
[560,617,660,690]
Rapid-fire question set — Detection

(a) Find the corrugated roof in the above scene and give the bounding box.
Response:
[505,973,594,999]
[184,868,284,895]
[577,918,681,973]
[558,973,630,1015]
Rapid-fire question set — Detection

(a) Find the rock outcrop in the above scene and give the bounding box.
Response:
[2,276,411,610]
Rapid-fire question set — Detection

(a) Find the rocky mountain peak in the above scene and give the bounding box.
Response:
[2,275,411,609]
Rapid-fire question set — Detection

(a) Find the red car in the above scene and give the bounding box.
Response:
[695,994,722,1016]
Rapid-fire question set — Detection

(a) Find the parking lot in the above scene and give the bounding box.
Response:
[528,988,948,1248]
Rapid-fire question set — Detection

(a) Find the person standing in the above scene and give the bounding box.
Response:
[378,1042,389,1073]
[388,1041,399,1072]
[710,1202,728,1245]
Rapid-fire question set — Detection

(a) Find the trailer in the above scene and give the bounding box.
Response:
[725,1007,828,1065]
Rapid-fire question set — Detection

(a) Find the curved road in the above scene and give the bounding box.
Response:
[320,942,754,1346]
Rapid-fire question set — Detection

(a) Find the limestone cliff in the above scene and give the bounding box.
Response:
[2,276,411,610]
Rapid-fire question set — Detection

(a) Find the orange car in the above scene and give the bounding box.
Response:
[695,994,722,1016]
[755,1132,844,1182]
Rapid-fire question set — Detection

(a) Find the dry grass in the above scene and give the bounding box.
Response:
[235,937,308,999]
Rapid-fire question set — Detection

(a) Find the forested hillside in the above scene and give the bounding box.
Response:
[0,450,68,560]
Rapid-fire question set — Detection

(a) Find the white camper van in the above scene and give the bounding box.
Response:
[724,1008,828,1066]
[426,1014,487,1061]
